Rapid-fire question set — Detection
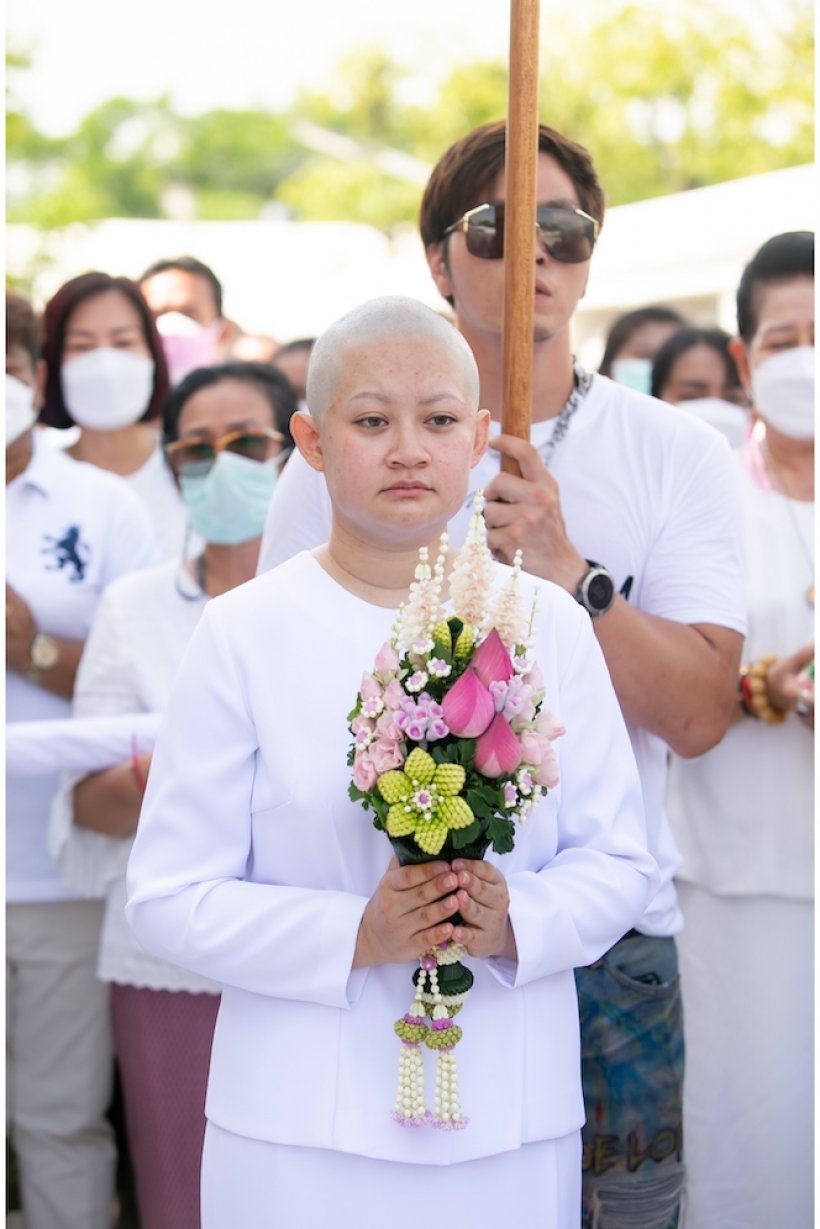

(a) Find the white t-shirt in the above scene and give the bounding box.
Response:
[667,450,814,899]
[6,433,154,902]
[257,374,748,936]
[49,558,220,993]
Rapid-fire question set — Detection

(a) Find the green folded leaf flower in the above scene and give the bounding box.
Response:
[377,747,474,855]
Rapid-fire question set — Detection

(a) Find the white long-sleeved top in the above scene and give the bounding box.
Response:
[127,552,656,1164]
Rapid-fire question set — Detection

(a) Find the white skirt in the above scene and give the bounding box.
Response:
[676,881,813,1229]
[201,1124,581,1229]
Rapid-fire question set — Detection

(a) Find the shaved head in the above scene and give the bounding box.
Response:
[305,296,479,423]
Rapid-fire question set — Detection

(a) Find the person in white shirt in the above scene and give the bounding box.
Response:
[256,121,748,1228]
[39,271,190,562]
[5,290,154,1229]
[50,360,294,1229]
[667,231,814,1229]
[126,296,657,1229]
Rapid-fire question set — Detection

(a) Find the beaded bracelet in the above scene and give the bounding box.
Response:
[739,656,787,724]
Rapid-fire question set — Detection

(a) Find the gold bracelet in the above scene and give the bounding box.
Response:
[745,655,787,724]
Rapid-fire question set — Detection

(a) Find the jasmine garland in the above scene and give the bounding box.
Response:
[347,493,565,1128]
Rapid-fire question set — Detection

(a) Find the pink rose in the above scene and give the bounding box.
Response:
[383,679,406,711]
[374,642,400,677]
[353,751,377,792]
[371,739,405,774]
[375,711,402,742]
[519,729,550,766]
[536,708,566,742]
[533,744,560,789]
[360,672,384,703]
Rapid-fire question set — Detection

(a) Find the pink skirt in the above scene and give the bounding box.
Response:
[110,982,220,1229]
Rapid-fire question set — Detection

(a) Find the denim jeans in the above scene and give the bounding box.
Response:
[575,931,685,1229]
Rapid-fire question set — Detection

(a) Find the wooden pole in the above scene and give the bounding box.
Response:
[501,0,541,472]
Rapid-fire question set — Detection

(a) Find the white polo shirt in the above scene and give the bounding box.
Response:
[6,431,154,902]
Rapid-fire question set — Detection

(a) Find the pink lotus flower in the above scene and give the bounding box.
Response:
[474,713,523,778]
[471,628,514,688]
[441,667,495,738]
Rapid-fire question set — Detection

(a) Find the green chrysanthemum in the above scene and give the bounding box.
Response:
[376,748,473,855]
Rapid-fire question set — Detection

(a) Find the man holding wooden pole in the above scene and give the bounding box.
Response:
[420,122,746,1229]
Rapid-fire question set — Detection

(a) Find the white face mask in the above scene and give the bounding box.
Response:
[751,346,815,441]
[5,374,37,446]
[61,348,155,431]
[676,397,750,449]
[611,357,652,397]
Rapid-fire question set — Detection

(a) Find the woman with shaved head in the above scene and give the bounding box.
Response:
[126,296,654,1229]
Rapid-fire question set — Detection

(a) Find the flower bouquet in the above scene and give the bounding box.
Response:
[348,494,565,1129]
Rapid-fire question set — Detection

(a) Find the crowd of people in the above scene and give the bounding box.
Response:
[5,116,814,1229]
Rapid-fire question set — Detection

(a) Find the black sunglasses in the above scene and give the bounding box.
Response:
[444,201,599,264]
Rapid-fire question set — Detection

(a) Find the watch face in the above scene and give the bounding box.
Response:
[586,570,615,612]
[31,633,60,670]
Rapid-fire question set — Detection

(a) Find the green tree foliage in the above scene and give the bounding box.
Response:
[6,0,813,232]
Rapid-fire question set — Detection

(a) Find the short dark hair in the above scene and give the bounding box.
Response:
[162,361,298,452]
[40,272,170,429]
[273,337,316,358]
[419,120,606,252]
[736,231,814,342]
[139,256,224,318]
[6,291,41,366]
[599,306,688,377]
[650,326,741,400]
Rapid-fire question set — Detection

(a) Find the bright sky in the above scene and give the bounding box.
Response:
[8,0,518,136]
[7,0,794,137]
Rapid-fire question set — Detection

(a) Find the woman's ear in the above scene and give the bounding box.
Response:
[728,337,752,400]
[290,409,325,472]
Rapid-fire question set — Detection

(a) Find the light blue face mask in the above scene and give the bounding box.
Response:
[180,450,279,545]
[611,357,653,396]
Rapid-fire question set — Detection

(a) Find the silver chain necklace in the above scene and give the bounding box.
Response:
[536,358,593,468]
[464,358,593,510]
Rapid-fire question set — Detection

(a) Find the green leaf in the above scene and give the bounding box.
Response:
[450,820,483,849]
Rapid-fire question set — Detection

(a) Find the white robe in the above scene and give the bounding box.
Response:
[126,553,656,1214]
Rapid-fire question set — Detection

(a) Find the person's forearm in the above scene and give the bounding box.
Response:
[591,598,742,757]
[9,636,83,700]
[73,758,149,837]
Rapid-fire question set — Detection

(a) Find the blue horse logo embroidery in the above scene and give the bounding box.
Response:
[41,525,90,583]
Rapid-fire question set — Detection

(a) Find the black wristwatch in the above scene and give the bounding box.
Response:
[575,560,616,618]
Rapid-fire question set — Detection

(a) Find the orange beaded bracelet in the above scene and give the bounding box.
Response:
[739,656,787,724]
